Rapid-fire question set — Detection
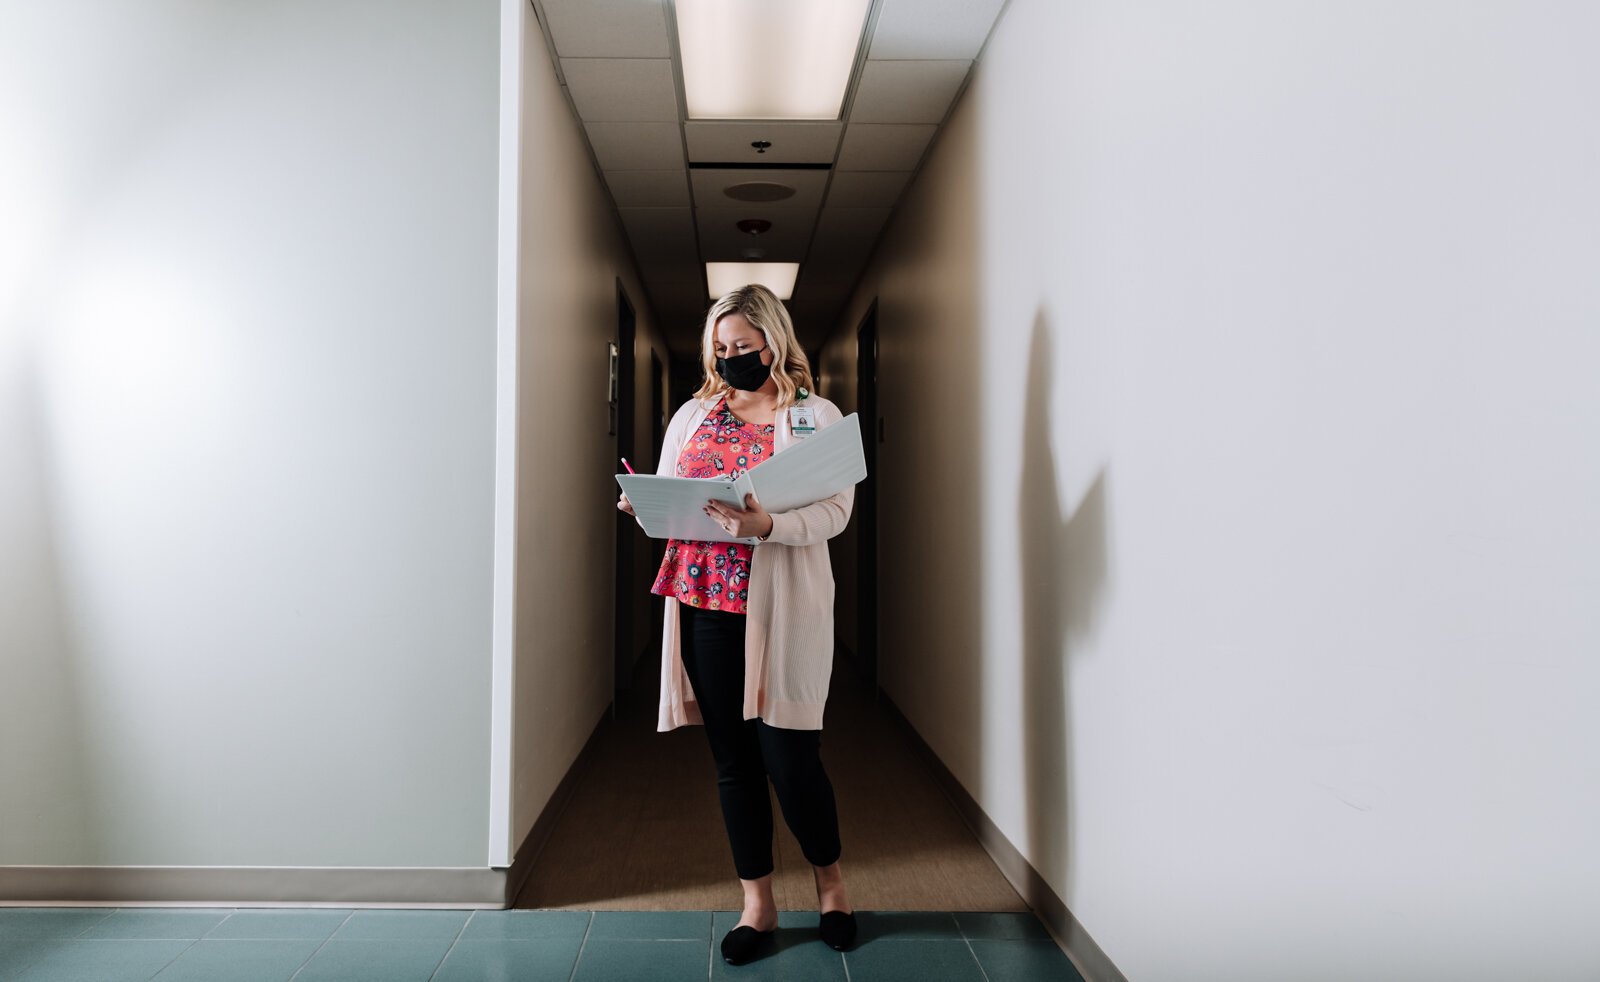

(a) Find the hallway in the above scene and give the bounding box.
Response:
[514,650,1025,913]
[7,0,1600,978]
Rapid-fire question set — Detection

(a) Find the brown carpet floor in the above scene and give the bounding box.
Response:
[514,648,1027,913]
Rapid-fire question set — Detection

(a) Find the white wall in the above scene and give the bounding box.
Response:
[497,0,671,865]
[1,0,500,867]
[824,1,1600,978]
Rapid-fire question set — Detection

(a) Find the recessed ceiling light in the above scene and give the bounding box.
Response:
[706,262,799,300]
[676,0,872,120]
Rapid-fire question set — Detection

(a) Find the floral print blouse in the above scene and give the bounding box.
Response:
[650,397,775,614]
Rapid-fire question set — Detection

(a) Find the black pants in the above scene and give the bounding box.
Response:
[679,605,842,880]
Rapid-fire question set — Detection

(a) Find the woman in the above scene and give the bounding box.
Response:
[618,284,857,965]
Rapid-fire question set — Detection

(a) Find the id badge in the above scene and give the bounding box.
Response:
[789,405,816,437]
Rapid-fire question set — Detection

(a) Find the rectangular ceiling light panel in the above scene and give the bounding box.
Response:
[706,262,800,300]
[677,0,872,120]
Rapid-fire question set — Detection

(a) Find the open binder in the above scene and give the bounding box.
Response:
[617,412,867,544]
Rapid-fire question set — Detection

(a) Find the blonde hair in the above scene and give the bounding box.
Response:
[694,284,816,408]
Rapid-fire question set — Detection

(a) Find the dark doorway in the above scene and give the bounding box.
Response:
[855,302,880,689]
[647,349,667,660]
[614,285,636,705]
[650,350,666,464]
[670,353,702,410]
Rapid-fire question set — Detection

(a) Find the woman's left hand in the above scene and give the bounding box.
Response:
[705,494,774,540]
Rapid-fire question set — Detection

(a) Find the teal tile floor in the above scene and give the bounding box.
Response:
[0,908,1083,981]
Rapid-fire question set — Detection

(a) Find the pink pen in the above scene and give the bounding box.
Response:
[620,458,636,474]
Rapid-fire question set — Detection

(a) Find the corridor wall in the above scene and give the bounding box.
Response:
[0,0,502,869]
[822,0,1600,978]
[494,0,672,868]
[1,0,671,891]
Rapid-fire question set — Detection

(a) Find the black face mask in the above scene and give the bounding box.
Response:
[715,346,770,391]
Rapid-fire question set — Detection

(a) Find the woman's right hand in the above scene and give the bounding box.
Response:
[617,492,636,517]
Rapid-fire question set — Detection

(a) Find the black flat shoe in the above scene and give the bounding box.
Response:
[721,924,777,965]
[819,910,857,951]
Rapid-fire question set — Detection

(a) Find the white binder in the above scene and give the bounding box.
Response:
[617,413,868,544]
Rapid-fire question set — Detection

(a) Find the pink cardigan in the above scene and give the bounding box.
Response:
[652,392,854,731]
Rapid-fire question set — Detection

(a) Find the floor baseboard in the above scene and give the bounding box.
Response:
[870,674,1127,982]
[0,865,506,908]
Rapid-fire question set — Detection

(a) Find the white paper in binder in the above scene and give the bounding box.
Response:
[617,413,868,544]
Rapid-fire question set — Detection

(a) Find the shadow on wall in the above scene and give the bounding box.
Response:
[1019,308,1108,901]
[0,331,94,865]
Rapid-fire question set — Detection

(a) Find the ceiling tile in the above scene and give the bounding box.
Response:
[791,284,848,308]
[815,206,892,240]
[807,208,892,273]
[684,121,843,164]
[539,0,671,58]
[695,206,817,261]
[561,59,678,121]
[801,250,871,285]
[658,257,709,284]
[646,277,710,312]
[824,171,911,208]
[792,279,856,314]
[688,169,830,211]
[868,0,1007,60]
[835,124,936,171]
[583,121,684,170]
[618,207,697,264]
[638,251,705,285]
[850,60,971,123]
[605,170,691,207]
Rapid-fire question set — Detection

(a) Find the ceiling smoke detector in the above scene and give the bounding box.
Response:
[724,182,796,203]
